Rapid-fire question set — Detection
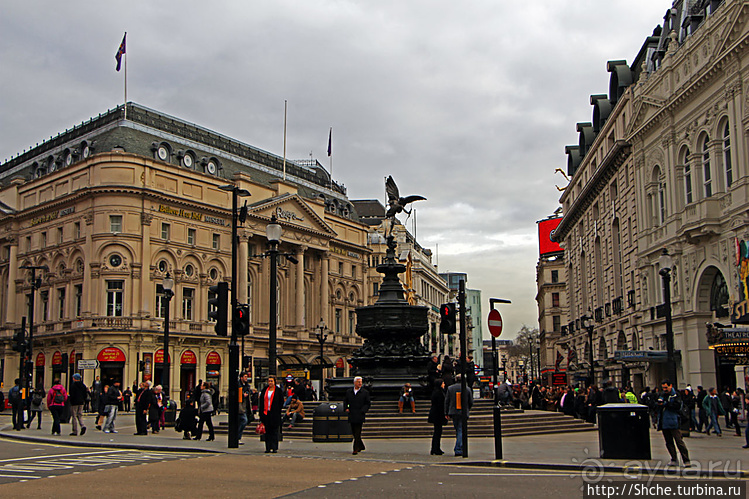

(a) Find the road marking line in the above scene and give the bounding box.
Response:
[0,449,130,464]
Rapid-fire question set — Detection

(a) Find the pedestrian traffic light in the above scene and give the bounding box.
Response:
[233,303,250,337]
[208,281,229,336]
[12,328,25,352]
[439,303,457,335]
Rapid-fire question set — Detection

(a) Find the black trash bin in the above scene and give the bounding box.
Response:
[312,402,352,442]
[597,403,651,459]
[164,399,177,425]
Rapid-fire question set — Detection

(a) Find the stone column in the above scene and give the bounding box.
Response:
[295,246,306,328]
[139,213,153,317]
[7,240,17,323]
[320,252,329,326]
[238,233,249,304]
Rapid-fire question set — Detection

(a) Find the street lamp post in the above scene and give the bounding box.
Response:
[315,319,328,401]
[582,311,594,387]
[659,249,678,386]
[161,273,174,402]
[501,354,507,381]
[219,183,251,449]
[20,264,47,410]
[536,337,541,384]
[266,215,283,377]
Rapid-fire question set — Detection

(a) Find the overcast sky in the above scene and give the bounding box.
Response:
[0,1,670,341]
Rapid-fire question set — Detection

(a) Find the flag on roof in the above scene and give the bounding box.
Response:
[115,33,126,72]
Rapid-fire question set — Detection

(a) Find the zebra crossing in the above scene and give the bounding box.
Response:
[0,450,203,483]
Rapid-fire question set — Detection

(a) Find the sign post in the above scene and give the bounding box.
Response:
[488,298,511,461]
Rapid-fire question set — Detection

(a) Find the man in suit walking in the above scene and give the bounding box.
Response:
[343,376,371,455]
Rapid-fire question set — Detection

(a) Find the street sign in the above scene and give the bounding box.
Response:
[488,309,503,337]
[77,359,99,370]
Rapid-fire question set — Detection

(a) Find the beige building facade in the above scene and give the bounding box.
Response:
[0,104,369,400]
[548,0,749,390]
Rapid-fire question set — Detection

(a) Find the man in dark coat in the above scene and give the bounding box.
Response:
[134,381,154,435]
[68,374,88,436]
[343,376,371,455]
[259,375,284,453]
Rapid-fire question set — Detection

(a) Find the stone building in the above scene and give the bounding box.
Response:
[0,103,369,399]
[549,0,749,390]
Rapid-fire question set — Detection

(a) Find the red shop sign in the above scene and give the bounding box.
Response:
[36,352,45,367]
[97,347,126,363]
[180,350,197,365]
[52,351,62,366]
[206,351,221,365]
[154,349,171,364]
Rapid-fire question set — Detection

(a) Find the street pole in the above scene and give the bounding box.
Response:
[20,265,46,417]
[458,279,468,458]
[659,249,678,387]
[316,319,328,401]
[228,186,240,449]
[268,233,279,377]
[488,297,510,460]
[162,273,174,403]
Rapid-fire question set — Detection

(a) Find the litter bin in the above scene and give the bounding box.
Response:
[164,399,177,424]
[312,402,352,442]
[597,403,651,459]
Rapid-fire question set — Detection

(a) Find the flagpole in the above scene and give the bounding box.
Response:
[282,100,287,181]
[124,50,128,120]
[328,127,333,190]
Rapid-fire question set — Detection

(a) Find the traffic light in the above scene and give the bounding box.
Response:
[439,303,456,335]
[12,328,25,352]
[233,303,250,337]
[208,281,229,336]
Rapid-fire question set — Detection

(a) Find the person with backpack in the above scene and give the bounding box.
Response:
[9,378,24,431]
[46,378,68,435]
[26,386,45,429]
[657,379,691,467]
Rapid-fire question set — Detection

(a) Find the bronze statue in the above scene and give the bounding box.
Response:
[385,176,426,218]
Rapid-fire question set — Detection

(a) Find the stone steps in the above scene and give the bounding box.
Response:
[217,400,596,439]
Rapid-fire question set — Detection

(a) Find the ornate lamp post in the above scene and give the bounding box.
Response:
[315,318,329,401]
[161,272,174,401]
[266,215,283,376]
[659,249,678,386]
[581,310,594,387]
[20,264,47,408]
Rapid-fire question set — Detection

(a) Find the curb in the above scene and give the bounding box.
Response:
[0,431,221,454]
[448,459,749,478]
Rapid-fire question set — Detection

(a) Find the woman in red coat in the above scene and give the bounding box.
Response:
[259,376,284,453]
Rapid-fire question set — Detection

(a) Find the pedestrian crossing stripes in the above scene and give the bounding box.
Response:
[0,450,202,483]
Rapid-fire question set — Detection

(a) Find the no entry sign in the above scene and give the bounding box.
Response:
[488,309,503,338]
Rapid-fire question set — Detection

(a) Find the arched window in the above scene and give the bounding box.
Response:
[702,135,712,198]
[710,272,729,318]
[683,147,693,204]
[723,122,733,188]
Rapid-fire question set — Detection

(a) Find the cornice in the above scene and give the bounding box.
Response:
[555,140,631,240]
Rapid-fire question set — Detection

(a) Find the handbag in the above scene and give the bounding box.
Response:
[255,422,266,435]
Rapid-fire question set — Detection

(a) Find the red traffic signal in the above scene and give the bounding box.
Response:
[440,303,456,335]
[233,303,250,337]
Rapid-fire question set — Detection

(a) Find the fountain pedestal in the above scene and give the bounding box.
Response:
[327,234,431,400]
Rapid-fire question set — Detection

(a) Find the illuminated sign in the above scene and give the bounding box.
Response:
[206,351,222,365]
[180,350,197,364]
[97,347,126,362]
[537,217,563,257]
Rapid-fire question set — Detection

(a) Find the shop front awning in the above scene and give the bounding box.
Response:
[613,350,678,363]
[277,354,308,367]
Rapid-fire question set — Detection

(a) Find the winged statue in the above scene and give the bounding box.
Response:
[385,176,426,218]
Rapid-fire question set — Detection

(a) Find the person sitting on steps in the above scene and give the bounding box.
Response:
[399,383,415,414]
